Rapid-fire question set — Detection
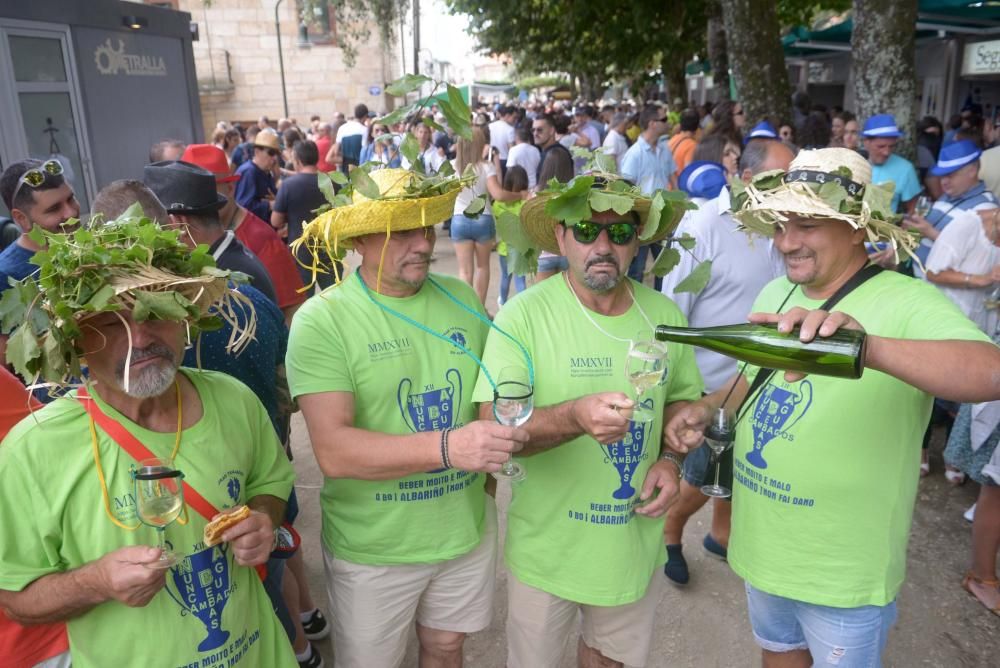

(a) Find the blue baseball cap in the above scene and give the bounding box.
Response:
[744,121,779,144]
[861,114,903,138]
[930,139,982,176]
[678,161,727,200]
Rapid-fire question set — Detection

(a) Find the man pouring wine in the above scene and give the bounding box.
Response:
[665,147,1000,668]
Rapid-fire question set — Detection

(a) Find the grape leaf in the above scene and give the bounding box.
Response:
[650,247,681,277]
[671,233,697,250]
[6,324,41,379]
[385,74,431,97]
[350,168,382,200]
[422,116,445,133]
[317,171,337,205]
[495,209,534,254]
[544,176,594,225]
[673,260,713,293]
[463,197,486,217]
[589,191,633,216]
[641,192,665,240]
[376,103,416,128]
[132,291,195,322]
[399,133,421,168]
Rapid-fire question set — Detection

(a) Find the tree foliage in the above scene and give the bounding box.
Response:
[446,0,708,98]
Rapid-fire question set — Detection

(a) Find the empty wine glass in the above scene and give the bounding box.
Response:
[133,457,185,569]
[701,408,735,498]
[914,194,932,219]
[625,333,667,423]
[492,366,532,482]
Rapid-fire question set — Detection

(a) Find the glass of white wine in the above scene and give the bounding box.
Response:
[701,408,735,498]
[625,333,667,423]
[914,194,932,219]
[134,457,185,569]
[492,366,533,482]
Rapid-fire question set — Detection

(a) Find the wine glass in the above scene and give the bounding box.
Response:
[985,285,1000,311]
[701,408,735,498]
[492,366,533,482]
[914,195,932,219]
[133,457,185,569]
[625,333,668,423]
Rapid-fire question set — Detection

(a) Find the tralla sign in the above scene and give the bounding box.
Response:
[94,38,167,76]
[962,39,1000,76]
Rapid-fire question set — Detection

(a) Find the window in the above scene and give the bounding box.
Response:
[296,1,338,46]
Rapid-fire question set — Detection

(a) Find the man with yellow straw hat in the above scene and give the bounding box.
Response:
[286,167,529,667]
[0,214,298,667]
[472,174,703,668]
[666,147,1000,667]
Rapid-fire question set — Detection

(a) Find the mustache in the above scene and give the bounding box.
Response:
[403,253,433,266]
[117,343,176,374]
[585,254,620,270]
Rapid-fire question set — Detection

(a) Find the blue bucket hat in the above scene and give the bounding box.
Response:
[861,114,903,138]
[678,161,727,200]
[744,121,779,144]
[929,139,982,177]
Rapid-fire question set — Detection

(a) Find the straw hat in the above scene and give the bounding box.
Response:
[294,168,462,250]
[253,131,281,152]
[730,147,918,261]
[519,176,685,255]
[0,214,255,388]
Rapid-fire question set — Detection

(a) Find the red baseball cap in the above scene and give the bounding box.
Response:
[181,144,239,183]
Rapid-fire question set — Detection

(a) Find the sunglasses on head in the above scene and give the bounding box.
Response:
[11,159,63,205]
[569,220,638,245]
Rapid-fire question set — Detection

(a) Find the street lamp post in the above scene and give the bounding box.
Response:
[274,0,290,118]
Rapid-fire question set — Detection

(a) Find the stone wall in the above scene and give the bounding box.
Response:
[178,0,402,135]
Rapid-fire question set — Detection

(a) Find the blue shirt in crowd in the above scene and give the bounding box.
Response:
[0,243,37,294]
[871,153,921,213]
[620,135,677,195]
[234,161,276,225]
[915,181,998,277]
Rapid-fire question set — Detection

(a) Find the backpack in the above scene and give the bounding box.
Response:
[0,217,20,251]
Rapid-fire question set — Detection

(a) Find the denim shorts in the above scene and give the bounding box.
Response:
[745,582,897,667]
[537,255,568,273]
[450,213,495,242]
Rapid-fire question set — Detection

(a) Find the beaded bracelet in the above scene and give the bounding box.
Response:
[440,428,453,469]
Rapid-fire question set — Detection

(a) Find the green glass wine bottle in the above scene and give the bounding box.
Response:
[654,323,866,379]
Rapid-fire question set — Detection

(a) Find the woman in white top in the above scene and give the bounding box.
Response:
[450,126,525,305]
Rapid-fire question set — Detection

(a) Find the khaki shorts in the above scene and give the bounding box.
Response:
[506,567,665,667]
[323,498,497,668]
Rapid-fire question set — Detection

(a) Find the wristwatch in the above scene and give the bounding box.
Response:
[658,451,684,478]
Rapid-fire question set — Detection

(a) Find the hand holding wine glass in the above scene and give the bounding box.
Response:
[492,366,533,482]
[914,194,932,219]
[133,457,185,569]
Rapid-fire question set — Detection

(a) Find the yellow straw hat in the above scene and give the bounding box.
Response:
[292,168,464,281]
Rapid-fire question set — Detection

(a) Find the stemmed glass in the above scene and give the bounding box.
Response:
[133,457,185,569]
[701,408,735,498]
[985,285,1000,311]
[625,333,668,423]
[492,366,533,482]
[914,194,932,219]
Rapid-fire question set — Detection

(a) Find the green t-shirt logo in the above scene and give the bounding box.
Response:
[397,368,463,434]
[746,380,814,470]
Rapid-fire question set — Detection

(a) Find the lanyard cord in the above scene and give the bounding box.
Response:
[356,273,535,391]
[564,274,657,345]
[89,380,188,530]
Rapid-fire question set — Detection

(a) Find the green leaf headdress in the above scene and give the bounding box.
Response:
[0,205,255,390]
[729,147,920,263]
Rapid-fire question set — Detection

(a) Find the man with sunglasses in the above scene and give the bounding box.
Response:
[473,179,701,667]
[234,131,280,225]
[0,159,81,365]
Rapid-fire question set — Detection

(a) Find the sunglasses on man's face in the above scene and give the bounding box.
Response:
[570,220,638,245]
[266,149,279,158]
[11,159,64,205]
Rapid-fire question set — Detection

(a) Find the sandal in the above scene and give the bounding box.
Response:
[944,467,967,486]
[961,572,1000,616]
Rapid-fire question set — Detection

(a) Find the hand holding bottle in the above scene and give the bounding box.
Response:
[748,307,866,382]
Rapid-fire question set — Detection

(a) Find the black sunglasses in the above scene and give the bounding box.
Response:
[570,220,637,245]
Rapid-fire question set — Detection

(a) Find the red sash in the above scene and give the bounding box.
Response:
[78,388,267,579]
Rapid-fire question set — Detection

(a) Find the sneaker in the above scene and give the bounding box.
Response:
[297,643,324,668]
[301,608,330,641]
[664,544,689,585]
[703,533,728,561]
[964,503,976,523]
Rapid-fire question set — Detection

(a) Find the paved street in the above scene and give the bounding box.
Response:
[289,235,997,667]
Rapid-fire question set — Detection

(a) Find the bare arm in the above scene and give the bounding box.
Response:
[926,267,999,289]
[752,308,1000,404]
[325,142,341,166]
[300,391,526,480]
[270,210,288,232]
[664,374,748,453]
[478,391,635,456]
[485,174,523,202]
[0,546,166,625]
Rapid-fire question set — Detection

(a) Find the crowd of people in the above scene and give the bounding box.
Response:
[0,87,998,668]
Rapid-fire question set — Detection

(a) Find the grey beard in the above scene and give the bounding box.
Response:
[123,362,178,399]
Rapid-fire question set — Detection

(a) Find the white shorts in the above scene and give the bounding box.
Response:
[506,567,665,667]
[323,498,497,668]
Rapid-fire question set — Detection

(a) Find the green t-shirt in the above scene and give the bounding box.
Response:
[0,369,297,668]
[472,276,703,605]
[730,272,993,608]
[286,273,490,565]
